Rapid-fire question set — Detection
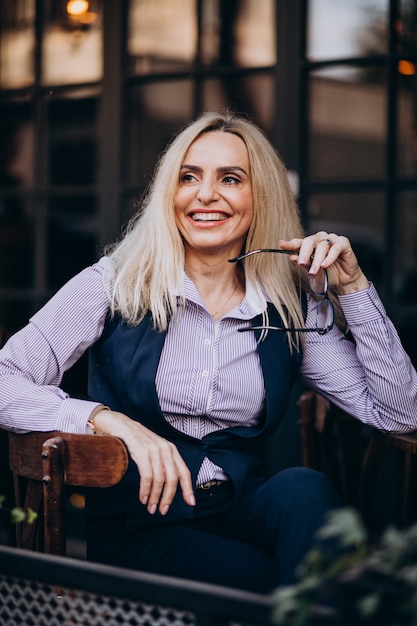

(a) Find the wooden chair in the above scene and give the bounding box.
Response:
[298,391,417,532]
[8,395,417,558]
[8,431,128,555]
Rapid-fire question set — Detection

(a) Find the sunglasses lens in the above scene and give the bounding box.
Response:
[308,268,327,296]
[316,300,334,333]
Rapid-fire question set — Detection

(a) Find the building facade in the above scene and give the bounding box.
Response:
[0,0,416,375]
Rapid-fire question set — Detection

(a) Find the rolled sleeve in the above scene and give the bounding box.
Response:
[339,283,386,325]
[0,258,112,433]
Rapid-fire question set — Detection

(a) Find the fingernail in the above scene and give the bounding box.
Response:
[161,504,169,516]
[190,494,196,506]
[149,503,157,515]
[141,496,148,505]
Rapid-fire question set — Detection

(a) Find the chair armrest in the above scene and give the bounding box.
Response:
[376,430,417,455]
[9,431,129,487]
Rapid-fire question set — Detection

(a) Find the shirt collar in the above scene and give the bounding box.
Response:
[181,272,267,321]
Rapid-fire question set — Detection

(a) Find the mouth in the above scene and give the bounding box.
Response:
[189,212,229,222]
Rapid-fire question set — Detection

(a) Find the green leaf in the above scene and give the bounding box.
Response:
[272,585,312,626]
[26,509,38,524]
[357,592,381,617]
[316,508,367,548]
[10,507,26,523]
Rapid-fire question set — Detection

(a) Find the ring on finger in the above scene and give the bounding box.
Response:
[321,238,333,246]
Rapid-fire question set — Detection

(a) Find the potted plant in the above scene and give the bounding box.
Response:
[272,508,417,625]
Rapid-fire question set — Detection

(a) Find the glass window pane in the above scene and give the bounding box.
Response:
[202,73,275,132]
[307,0,388,62]
[122,194,139,224]
[0,100,34,190]
[47,91,99,185]
[47,198,98,288]
[127,0,196,75]
[127,0,275,75]
[398,0,417,180]
[0,0,36,88]
[124,81,193,185]
[398,78,417,177]
[395,191,417,366]
[200,0,276,68]
[42,0,103,85]
[0,196,33,289]
[307,192,385,288]
[233,0,276,67]
[309,71,387,180]
[0,299,33,343]
[396,192,417,305]
[399,0,417,55]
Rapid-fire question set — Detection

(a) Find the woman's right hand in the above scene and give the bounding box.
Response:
[91,408,195,515]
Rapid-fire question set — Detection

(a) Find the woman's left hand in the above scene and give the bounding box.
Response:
[279,232,370,295]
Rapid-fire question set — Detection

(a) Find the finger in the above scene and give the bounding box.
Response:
[278,238,303,256]
[138,465,154,507]
[177,463,195,508]
[309,236,336,274]
[302,233,345,274]
[154,450,184,515]
[158,451,195,514]
[144,445,173,514]
[141,443,194,515]
[318,234,350,263]
[138,460,164,513]
[296,232,328,268]
[134,438,168,511]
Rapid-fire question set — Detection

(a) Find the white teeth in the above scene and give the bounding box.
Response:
[191,213,228,222]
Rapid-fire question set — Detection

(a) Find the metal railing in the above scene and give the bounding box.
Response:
[0,545,274,626]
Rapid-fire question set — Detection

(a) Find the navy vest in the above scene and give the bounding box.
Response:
[86,304,302,528]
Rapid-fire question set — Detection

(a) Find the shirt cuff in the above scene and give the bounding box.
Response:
[56,398,104,434]
[338,282,386,326]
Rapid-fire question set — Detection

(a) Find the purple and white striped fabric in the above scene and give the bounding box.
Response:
[0,256,416,484]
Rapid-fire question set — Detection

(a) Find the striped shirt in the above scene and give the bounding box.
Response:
[1,257,416,484]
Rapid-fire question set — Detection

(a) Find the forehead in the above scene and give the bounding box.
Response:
[183,131,249,167]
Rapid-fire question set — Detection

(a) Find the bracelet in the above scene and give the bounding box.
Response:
[87,406,110,434]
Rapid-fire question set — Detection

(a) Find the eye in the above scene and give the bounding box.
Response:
[222,175,241,185]
[179,172,197,183]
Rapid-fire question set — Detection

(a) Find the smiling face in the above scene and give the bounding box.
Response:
[174,131,254,260]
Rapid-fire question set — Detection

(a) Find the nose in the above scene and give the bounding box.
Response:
[196,177,219,205]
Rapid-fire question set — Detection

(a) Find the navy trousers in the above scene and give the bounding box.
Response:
[87,467,341,594]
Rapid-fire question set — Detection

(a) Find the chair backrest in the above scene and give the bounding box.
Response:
[298,390,417,532]
[8,431,129,555]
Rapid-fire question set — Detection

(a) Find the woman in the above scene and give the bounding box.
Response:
[1,111,416,593]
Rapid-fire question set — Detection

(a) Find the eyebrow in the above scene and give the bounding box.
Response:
[180,165,249,177]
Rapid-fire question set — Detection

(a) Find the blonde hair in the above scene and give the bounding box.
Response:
[107,111,309,339]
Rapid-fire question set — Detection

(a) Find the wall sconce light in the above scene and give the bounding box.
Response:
[66,0,98,28]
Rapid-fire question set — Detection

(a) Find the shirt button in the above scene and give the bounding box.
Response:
[204,338,211,346]
[68,424,76,433]
[357,304,365,313]
[202,370,209,378]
